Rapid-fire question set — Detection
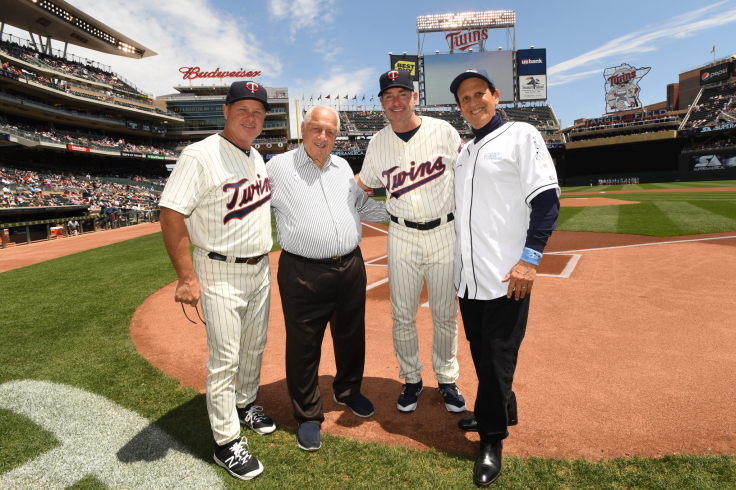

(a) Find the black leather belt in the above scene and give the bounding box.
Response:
[390,213,454,231]
[284,248,356,265]
[207,251,266,264]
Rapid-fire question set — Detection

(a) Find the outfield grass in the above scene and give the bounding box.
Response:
[1,235,735,488]
[561,180,736,193]
[557,185,736,237]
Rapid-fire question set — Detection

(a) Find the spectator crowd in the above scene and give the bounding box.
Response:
[1,167,165,210]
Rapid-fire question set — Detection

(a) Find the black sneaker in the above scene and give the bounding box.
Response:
[237,403,276,435]
[213,437,263,480]
[438,383,466,413]
[333,393,375,417]
[397,379,423,412]
[297,422,321,452]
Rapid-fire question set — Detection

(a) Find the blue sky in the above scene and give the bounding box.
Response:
[4,0,736,133]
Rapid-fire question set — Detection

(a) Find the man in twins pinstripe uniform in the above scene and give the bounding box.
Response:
[160,81,275,481]
[356,70,466,414]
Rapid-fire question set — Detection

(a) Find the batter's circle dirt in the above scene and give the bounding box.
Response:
[130,225,736,460]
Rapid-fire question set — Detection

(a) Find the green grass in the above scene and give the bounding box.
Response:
[1,234,735,488]
[557,190,736,236]
[561,180,736,193]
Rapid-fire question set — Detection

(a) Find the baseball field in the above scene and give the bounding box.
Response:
[1,180,736,489]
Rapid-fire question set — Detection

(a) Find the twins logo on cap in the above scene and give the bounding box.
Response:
[388,71,400,80]
[246,82,259,92]
[466,69,478,73]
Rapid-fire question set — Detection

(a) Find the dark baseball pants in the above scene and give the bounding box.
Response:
[278,248,367,425]
[458,293,530,444]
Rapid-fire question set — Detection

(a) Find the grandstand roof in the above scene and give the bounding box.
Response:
[0,0,156,58]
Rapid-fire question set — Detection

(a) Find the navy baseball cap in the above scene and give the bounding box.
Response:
[449,69,496,95]
[378,69,414,97]
[225,81,271,111]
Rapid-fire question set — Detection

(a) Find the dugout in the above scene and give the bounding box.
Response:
[0,204,89,245]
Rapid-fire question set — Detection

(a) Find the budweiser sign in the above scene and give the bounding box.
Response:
[179,67,262,80]
[445,29,488,51]
[603,63,650,113]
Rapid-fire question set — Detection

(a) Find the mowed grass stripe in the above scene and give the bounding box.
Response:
[654,201,736,235]
[616,202,681,236]
[556,204,620,233]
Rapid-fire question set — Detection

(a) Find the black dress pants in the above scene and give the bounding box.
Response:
[278,248,367,424]
[458,293,530,444]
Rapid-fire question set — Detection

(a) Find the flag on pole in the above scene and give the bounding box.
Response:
[301,94,304,101]
[362,95,365,101]
[318,94,322,100]
[710,45,715,53]
[352,95,356,100]
[370,95,374,102]
[344,94,348,99]
[310,94,313,101]
[336,94,339,99]
[325,94,331,99]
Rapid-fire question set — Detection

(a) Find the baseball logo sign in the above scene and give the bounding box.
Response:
[246,82,259,92]
[388,71,400,80]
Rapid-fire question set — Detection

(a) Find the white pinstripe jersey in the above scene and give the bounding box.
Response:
[359,117,463,221]
[160,134,272,257]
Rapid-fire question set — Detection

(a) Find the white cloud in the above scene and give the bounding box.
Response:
[4,0,282,96]
[313,39,343,63]
[268,0,337,40]
[548,2,736,85]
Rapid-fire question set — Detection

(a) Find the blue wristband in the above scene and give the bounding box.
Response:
[520,247,543,266]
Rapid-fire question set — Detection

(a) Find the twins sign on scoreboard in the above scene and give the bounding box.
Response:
[517,48,547,101]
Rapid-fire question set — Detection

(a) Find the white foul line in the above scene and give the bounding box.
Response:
[546,234,736,255]
[362,222,389,234]
[537,254,582,278]
[365,254,388,266]
[366,278,389,290]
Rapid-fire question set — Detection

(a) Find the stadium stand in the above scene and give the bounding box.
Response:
[681,81,736,129]
[1,37,144,95]
[341,111,389,132]
[1,166,165,210]
[1,116,179,157]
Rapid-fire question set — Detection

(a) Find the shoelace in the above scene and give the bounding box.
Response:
[244,405,267,423]
[440,385,461,397]
[230,439,252,464]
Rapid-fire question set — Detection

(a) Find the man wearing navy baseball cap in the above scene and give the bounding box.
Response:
[449,69,560,487]
[159,78,276,481]
[356,69,467,420]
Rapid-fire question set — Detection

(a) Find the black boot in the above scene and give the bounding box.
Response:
[474,441,502,487]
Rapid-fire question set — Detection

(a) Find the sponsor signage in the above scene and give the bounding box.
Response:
[146,154,166,160]
[121,151,144,158]
[585,109,667,125]
[126,121,139,130]
[0,69,19,81]
[517,48,547,75]
[679,122,736,135]
[179,67,261,80]
[518,74,547,101]
[691,152,736,171]
[389,54,420,81]
[445,29,489,52]
[67,144,90,152]
[699,62,730,85]
[603,63,651,113]
[0,133,10,141]
[332,150,366,157]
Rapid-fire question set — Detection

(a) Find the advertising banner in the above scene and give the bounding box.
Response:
[145,154,166,160]
[700,62,730,85]
[121,151,144,158]
[691,152,736,171]
[424,51,514,105]
[517,48,547,75]
[67,144,90,152]
[519,74,547,101]
[389,54,420,81]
